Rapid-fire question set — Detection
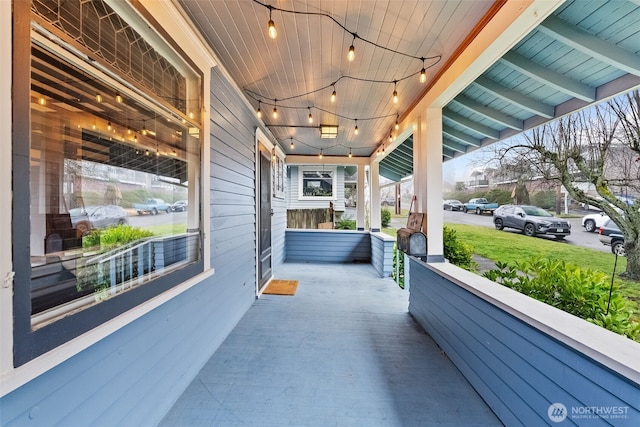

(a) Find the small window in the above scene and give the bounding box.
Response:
[300,168,336,199]
[273,154,285,199]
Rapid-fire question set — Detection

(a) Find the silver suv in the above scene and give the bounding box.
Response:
[493,205,571,240]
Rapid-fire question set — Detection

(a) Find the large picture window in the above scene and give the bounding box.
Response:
[13,0,204,365]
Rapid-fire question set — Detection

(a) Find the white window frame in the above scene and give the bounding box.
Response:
[298,166,337,200]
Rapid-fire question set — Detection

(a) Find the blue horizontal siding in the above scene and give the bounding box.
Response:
[408,259,640,427]
[371,232,395,277]
[285,230,370,263]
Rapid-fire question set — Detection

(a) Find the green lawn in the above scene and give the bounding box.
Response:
[382,223,640,315]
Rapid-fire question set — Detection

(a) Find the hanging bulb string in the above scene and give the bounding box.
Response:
[244,63,436,104]
[284,136,381,153]
[254,0,441,63]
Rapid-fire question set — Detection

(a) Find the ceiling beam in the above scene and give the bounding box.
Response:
[473,75,556,118]
[379,165,404,182]
[450,95,523,130]
[442,137,468,154]
[443,110,500,140]
[538,15,640,76]
[442,124,482,147]
[500,51,595,102]
[380,160,411,176]
[442,148,455,159]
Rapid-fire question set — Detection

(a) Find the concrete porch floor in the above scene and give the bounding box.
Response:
[160,262,502,426]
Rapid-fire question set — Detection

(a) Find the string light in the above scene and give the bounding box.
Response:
[127,125,132,135]
[392,81,398,104]
[38,97,46,106]
[290,137,294,149]
[257,101,262,118]
[142,121,147,135]
[395,114,399,130]
[319,149,323,159]
[347,35,356,62]
[107,120,112,131]
[272,148,276,160]
[348,148,352,158]
[115,92,123,103]
[267,6,277,39]
[420,57,427,83]
[272,100,278,119]
[95,93,103,103]
[145,149,150,156]
[330,84,336,103]
[308,107,313,124]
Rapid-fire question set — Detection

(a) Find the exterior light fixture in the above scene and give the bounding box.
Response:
[347,35,356,61]
[392,81,398,104]
[268,7,277,39]
[420,57,427,83]
[320,124,338,139]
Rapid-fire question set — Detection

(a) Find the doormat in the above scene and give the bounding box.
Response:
[263,279,299,295]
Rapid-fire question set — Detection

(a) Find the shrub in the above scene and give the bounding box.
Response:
[83,224,154,250]
[530,190,556,209]
[393,243,405,288]
[381,208,391,227]
[483,257,640,341]
[443,226,477,271]
[335,218,356,230]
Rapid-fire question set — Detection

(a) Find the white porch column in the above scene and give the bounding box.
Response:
[356,165,366,230]
[425,108,444,262]
[369,161,381,231]
[413,109,444,262]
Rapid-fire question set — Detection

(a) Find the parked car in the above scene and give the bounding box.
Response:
[69,205,129,234]
[381,197,395,207]
[443,199,463,211]
[133,198,172,215]
[493,205,571,240]
[598,219,625,256]
[171,200,188,212]
[464,198,498,215]
[582,211,610,233]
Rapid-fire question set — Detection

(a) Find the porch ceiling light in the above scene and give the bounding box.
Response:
[320,124,338,139]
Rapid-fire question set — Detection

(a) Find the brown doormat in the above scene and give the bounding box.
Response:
[263,279,299,295]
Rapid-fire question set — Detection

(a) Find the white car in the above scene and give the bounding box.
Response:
[581,211,610,233]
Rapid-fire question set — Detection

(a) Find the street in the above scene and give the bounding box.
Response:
[442,209,610,253]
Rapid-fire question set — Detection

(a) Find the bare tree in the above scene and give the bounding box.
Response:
[496,91,640,280]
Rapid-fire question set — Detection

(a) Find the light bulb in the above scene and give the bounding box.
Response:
[420,68,427,83]
[354,125,359,135]
[257,107,262,118]
[290,140,294,149]
[331,89,336,103]
[142,127,147,136]
[347,44,355,62]
[268,20,277,39]
[319,150,323,159]
[308,109,313,123]
[95,93,102,103]
[145,149,150,156]
[348,149,352,158]
[127,126,132,135]
[395,120,399,130]
[38,97,46,106]
[189,111,194,119]
[272,106,278,119]
[107,121,112,131]
[393,89,398,104]
[115,93,123,103]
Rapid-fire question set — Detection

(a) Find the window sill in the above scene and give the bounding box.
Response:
[0,268,214,397]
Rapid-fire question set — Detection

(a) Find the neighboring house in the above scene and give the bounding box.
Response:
[287,165,348,212]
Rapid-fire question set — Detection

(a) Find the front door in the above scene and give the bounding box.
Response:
[258,147,272,291]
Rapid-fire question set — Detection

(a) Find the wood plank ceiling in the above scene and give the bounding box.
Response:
[178,0,640,181]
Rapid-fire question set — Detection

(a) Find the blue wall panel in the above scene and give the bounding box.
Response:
[408,259,640,427]
[370,233,395,277]
[0,67,269,425]
[285,230,370,263]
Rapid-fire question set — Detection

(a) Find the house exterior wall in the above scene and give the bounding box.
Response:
[0,2,284,424]
[408,259,640,426]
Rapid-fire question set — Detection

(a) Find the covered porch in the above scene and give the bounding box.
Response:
[160,262,500,426]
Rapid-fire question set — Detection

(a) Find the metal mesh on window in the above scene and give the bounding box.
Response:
[32,0,187,112]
